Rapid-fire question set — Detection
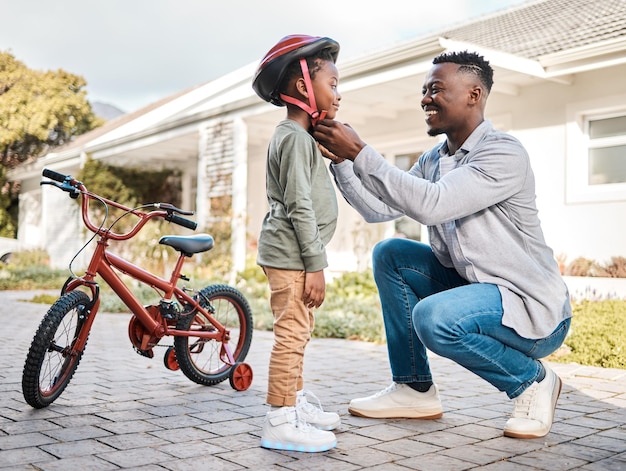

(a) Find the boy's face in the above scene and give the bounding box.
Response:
[311,60,341,120]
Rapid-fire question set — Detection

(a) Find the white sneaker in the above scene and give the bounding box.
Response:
[260,406,336,452]
[504,362,562,439]
[296,390,341,431]
[348,383,443,419]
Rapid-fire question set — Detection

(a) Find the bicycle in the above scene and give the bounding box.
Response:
[22,168,254,409]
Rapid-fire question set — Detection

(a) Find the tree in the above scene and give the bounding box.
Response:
[0,51,103,237]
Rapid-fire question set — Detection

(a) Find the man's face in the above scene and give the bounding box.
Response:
[421,62,475,137]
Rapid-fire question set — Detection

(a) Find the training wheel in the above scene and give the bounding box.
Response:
[229,362,253,391]
[163,346,179,371]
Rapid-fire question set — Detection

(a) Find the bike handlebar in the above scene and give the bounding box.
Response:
[166,214,198,230]
[42,168,70,183]
[41,168,198,236]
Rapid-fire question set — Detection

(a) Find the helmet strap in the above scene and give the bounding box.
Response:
[279,58,327,126]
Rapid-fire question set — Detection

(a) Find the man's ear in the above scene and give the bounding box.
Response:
[469,86,482,105]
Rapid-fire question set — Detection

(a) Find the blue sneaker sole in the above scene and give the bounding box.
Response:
[260,439,336,452]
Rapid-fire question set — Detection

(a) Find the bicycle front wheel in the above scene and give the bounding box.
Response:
[174,284,253,386]
[22,291,91,408]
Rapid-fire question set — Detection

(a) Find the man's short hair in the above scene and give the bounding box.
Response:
[433,51,494,93]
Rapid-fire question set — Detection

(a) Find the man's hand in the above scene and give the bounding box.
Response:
[313,119,367,161]
[317,142,345,164]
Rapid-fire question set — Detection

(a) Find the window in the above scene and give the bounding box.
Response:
[566,98,626,203]
[393,152,423,240]
[587,115,626,185]
[395,153,420,172]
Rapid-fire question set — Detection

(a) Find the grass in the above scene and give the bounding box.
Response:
[549,300,626,369]
[3,250,625,369]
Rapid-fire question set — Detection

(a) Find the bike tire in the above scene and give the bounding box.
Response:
[22,291,91,408]
[174,284,253,386]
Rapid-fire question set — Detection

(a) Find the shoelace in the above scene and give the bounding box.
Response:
[512,383,538,418]
[292,405,316,431]
[297,390,325,416]
[371,383,398,398]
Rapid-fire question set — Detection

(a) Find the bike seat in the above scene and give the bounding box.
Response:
[158,234,214,255]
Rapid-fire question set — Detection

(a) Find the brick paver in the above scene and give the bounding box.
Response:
[2,290,626,470]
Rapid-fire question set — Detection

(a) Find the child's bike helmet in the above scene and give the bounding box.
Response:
[252,34,339,126]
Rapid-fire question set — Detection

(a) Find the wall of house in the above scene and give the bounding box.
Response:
[40,182,86,270]
[17,60,624,279]
[245,127,382,276]
[486,63,626,265]
[243,63,626,275]
[15,166,86,269]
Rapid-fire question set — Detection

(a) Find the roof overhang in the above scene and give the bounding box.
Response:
[539,36,626,75]
[9,29,626,183]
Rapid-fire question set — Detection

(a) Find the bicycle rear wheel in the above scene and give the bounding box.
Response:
[174,284,253,386]
[22,291,91,408]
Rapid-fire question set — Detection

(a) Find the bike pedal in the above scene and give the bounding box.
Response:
[133,346,154,359]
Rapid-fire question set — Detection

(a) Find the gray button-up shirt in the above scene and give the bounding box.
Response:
[330,120,571,339]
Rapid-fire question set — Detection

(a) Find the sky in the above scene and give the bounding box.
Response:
[1,0,530,114]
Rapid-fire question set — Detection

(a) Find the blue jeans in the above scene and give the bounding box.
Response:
[372,238,570,399]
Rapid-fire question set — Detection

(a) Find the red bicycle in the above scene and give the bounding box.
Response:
[22,168,254,408]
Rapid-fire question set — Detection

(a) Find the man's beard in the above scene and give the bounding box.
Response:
[427,127,444,137]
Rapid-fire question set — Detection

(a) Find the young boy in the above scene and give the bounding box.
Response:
[251,35,342,452]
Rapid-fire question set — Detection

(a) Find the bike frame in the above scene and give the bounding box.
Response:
[60,182,234,363]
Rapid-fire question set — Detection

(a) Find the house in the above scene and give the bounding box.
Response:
[8,0,626,279]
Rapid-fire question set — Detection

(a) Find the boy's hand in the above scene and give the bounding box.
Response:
[303,270,325,309]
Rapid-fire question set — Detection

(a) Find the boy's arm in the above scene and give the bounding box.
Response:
[280,135,328,273]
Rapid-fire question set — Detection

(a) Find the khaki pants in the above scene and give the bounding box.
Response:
[262,267,315,406]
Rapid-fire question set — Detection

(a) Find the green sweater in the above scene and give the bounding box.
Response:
[257,120,338,272]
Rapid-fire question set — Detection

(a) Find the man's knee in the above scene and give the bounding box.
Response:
[372,238,398,262]
[373,238,428,268]
[412,298,448,351]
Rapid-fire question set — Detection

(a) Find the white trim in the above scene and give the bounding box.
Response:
[231,118,248,274]
[438,38,573,85]
[566,94,626,203]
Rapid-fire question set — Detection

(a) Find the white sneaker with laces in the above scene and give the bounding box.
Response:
[260,406,336,452]
[296,390,341,431]
[348,383,443,419]
[504,362,562,439]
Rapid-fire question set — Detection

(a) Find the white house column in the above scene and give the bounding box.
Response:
[181,155,196,213]
[231,117,248,274]
[196,118,247,279]
[196,126,210,232]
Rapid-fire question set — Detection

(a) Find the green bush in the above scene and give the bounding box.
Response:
[315,270,383,342]
[0,249,68,290]
[238,267,385,342]
[549,300,626,369]
[5,252,626,369]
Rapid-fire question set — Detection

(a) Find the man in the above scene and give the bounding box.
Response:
[313,50,572,439]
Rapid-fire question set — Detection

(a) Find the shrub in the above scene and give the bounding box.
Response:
[564,256,626,278]
[600,256,626,278]
[238,267,385,342]
[234,262,271,331]
[550,300,626,369]
[565,257,600,277]
[6,252,626,369]
[4,248,50,266]
[0,249,67,290]
[315,270,383,342]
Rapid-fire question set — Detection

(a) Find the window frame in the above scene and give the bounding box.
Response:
[566,96,626,203]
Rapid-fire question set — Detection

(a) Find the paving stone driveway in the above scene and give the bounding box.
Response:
[1,289,626,470]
